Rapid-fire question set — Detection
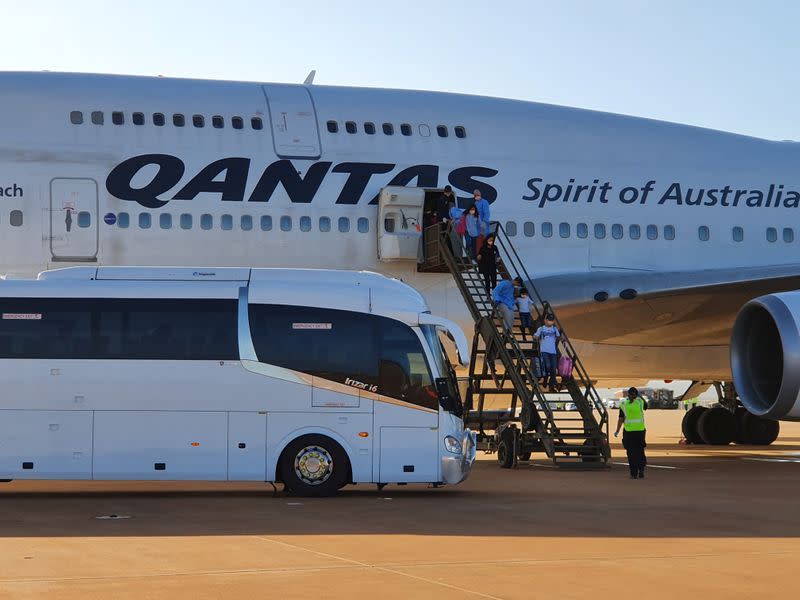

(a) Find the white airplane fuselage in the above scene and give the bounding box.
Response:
[1,72,799,383]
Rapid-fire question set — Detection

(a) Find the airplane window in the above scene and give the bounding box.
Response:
[241,215,253,231]
[326,120,338,133]
[338,217,350,232]
[173,114,185,127]
[418,124,431,137]
[70,111,83,125]
[221,214,233,230]
[766,227,777,243]
[437,125,448,138]
[260,215,272,231]
[232,116,244,130]
[647,225,658,240]
[180,213,192,230]
[212,115,224,129]
[629,224,641,240]
[159,213,172,230]
[506,221,517,236]
[523,221,535,237]
[9,210,23,227]
[382,123,394,135]
[193,115,205,128]
[153,113,165,126]
[664,225,676,240]
[117,212,130,228]
[280,216,292,231]
[541,222,553,238]
[577,223,588,239]
[401,123,412,136]
[319,216,331,232]
[200,214,213,230]
[698,225,709,241]
[91,111,104,125]
[784,228,794,243]
[733,226,744,242]
[76,211,91,228]
[384,217,395,232]
[251,117,263,130]
[454,126,467,139]
[358,217,369,233]
[132,112,145,126]
[300,216,312,232]
[112,112,124,125]
[594,223,606,239]
[611,224,623,239]
[139,213,151,229]
[364,122,376,135]
[559,222,570,238]
[345,121,357,134]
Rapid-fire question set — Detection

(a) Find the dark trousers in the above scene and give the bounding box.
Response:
[481,267,497,295]
[622,429,647,477]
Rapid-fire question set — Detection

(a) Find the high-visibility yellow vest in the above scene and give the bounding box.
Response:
[621,397,646,432]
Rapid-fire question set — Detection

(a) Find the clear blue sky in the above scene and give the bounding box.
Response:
[1,0,798,140]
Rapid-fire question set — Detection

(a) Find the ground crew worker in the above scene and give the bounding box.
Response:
[614,386,648,479]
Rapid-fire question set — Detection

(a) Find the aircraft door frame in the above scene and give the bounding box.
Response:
[49,177,99,262]
[261,84,322,159]
[377,186,425,261]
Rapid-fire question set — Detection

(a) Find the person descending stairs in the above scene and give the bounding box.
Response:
[421,222,610,468]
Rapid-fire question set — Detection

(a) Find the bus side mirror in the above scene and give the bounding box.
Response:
[435,377,461,415]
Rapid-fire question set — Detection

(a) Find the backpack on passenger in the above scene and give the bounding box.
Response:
[557,355,573,379]
[455,215,467,235]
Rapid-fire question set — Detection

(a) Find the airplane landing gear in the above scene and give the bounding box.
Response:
[680,381,779,446]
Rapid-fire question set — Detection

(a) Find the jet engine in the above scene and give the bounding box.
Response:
[731,291,800,421]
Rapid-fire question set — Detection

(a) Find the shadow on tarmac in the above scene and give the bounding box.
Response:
[1,452,799,539]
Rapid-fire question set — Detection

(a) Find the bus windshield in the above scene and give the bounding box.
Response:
[421,324,463,415]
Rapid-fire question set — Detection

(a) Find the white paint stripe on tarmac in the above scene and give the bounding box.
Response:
[612,461,679,470]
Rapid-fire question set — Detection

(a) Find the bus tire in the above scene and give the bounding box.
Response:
[279,434,349,497]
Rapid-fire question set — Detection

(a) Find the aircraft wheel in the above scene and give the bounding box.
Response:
[497,429,515,469]
[742,412,780,445]
[697,406,736,445]
[734,407,750,444]
[681,406,707,444]
[579,439,602,463]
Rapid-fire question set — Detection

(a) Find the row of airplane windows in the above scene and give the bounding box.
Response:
[504,221,796,243]
[69,111,265,130]
[326,120,467,138]
[110,212,372,233]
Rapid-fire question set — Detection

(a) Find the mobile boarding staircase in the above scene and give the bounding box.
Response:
[420,223,610,469]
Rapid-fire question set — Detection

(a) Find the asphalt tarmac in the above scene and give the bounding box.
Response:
[1,411,799,599]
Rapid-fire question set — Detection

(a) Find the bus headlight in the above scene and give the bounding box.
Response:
[444,435,462,455]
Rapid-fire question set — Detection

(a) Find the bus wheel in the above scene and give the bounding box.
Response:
[280,435,349,497]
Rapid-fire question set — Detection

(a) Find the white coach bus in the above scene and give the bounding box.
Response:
[0,266,475,496]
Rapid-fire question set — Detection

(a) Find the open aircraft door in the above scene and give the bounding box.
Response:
[49,178,98,261]
[262,84,321,159]
[377,186,425,261]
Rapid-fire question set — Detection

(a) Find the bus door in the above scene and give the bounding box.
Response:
[377,186,425,261]
[49,178,98,261]
[261,84,321,159]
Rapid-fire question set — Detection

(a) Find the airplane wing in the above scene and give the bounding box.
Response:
[536,264,800,346]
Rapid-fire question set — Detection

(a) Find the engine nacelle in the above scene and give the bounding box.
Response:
[731,292,800,421]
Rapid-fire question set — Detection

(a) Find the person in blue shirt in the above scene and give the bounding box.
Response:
[446,200,464,258]
[473,189,491,235]
[492,276,522,333]
[534,314,561,392]
[464,205,481,259]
